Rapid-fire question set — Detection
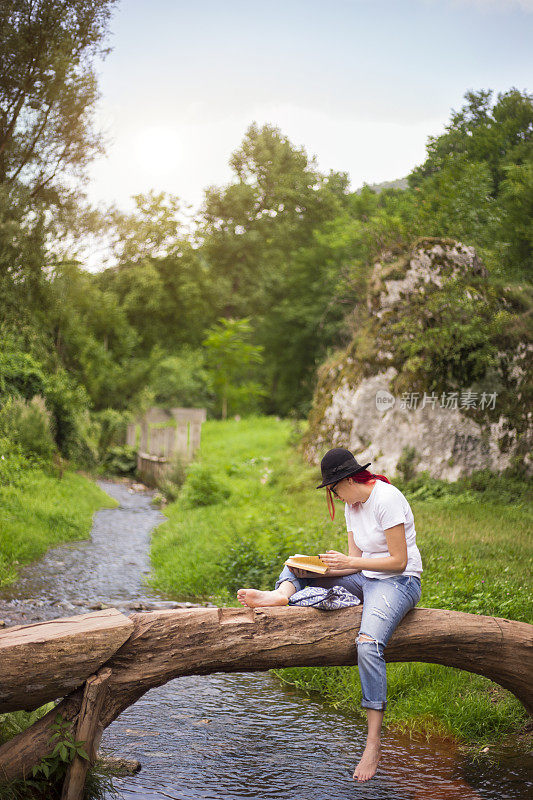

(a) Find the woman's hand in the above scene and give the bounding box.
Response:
[319,550,354,570]
[288,566,317,578]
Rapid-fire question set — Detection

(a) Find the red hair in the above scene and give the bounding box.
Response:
[326,469,391,521]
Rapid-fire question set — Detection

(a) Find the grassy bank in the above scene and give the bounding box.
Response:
[0,468,116,589]
[149,416,532,746]
[0,468,118,797]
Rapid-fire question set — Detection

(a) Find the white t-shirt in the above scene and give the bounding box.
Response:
[344,479,423,580]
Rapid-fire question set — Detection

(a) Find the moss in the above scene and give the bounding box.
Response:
[305,238,532,471]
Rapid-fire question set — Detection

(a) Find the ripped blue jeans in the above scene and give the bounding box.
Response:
[275,566,422,711]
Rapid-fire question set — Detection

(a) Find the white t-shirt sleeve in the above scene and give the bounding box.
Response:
[344,502,351,530]
[374,493,406,531]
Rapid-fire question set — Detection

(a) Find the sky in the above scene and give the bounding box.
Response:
[86,0,533,214]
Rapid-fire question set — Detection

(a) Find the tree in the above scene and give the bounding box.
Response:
[106,191,185,265]
[414,158,500,249]
[409,88,533,195]
[497,160,533,278]
[0,0,118,380]
[408,88,533,278]
[200,123,351,412]
[202,318,264,419]
[150,349,212,410]
[0,0,116,200]
[201,123,349,318]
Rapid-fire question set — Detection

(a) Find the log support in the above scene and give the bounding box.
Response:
[0,606,531,782]
[60,668,111,800]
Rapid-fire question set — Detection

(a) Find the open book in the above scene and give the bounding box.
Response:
[284,553,329,575]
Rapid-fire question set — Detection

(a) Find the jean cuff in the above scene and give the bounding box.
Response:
[361,699,387,711]
[274,574,301,591]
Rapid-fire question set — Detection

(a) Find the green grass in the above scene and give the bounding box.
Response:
[0,468,117,588]
[0,470,118,797]
[149,416,532,746]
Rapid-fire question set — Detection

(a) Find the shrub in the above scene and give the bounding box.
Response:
[218,534,277,593]
[218,525,306,594]
[157,453,189,501]
[103,445,137,476]
[0,705,118,798]
[396,445,420,482]
[0,437,31,487]
[158,478,180,502]
[0,398,55,463]
[92,408,128,462]
[179,464,230,508]
[0,346,46,400]
[396,467,532,505]
[166,452,188,489]
[44,370,96,465]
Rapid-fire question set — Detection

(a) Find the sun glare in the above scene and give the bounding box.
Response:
[131,125,181,179]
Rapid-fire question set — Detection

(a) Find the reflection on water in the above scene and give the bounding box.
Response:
[1,481,530,799]
[102,671,531,800]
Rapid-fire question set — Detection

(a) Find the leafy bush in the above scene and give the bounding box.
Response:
[92,408,128,462]
[158,477,180,502]
[150,348,213,409]
[0,706,118,799]
[166,452,188,489]
[179,464,230,508]
[103,445,137,476]
[396,471,461,502]
[157,453,189,501]
[0,345,46,400]
[0,438,31,487]
[218,524,312,594]
[396,445,420,482]
[218,534,278,593]
[396,467,532,506]
[44,370,97,466]
[0,398,55,463]
[0,704,54,747]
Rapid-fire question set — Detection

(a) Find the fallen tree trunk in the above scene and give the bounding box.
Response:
[0,609,134,713]
[0,605,531,780]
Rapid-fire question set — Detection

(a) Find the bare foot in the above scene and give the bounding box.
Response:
[236,588,289,608]
[353,740,381,782]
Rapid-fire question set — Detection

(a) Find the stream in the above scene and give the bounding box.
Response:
[1,480,531,800]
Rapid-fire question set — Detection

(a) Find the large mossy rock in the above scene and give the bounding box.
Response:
[304,237,532,479]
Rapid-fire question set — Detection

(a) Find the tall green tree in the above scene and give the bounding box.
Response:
[0,0,116,198]
[203,318,264,419]
[200,123,352,412]
[0,0,118,348]
[409,88,533,278]
[409,88,532,194]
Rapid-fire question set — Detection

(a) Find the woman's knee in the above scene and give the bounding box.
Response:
[356,633,384,658]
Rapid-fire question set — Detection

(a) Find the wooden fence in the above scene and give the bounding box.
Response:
[126,407,206,484]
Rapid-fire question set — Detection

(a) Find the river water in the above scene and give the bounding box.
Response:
[0,481,531,800]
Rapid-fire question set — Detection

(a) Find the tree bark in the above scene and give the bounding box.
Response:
[0,609,133,713]
[0,605,531,781]
[60,668,111,800]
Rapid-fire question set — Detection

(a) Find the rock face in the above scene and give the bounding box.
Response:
[304,238,532,479]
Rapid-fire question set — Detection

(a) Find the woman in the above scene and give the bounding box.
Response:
[237,447,422,784]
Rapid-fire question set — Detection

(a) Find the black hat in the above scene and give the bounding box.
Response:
[316,447,371,489]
